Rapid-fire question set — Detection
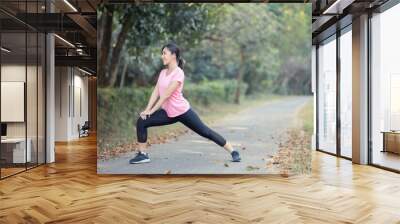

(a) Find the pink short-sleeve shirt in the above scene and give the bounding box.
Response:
[157,67,190,117]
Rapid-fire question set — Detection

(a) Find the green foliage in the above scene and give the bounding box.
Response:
[98,3,312,95]
[97,86,153,150]
[98,3,216,87]
[185,80,247,106]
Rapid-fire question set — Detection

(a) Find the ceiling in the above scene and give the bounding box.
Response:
[1,0,396,74]
[311,0,390,44]
[0,0,99,74]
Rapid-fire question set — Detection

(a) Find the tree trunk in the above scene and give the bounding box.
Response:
[108,14,134,87]
[98,4,114,87]
[234,48,245,104]
[119,58,129,88]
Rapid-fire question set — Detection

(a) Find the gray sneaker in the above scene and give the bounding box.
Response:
[231,150,241,162]
[129,151,151,164]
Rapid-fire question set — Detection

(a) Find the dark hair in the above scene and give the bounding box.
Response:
[162,42,185,69]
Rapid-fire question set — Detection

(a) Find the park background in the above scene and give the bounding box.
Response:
[97,3,313,175]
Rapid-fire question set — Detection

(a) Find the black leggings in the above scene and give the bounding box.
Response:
[136,108,227,147]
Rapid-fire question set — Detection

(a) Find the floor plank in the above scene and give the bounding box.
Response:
[1,135,400,223]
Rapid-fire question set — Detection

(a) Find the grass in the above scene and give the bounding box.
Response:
[267,96,314,176]
[297,98,314,135]
[290,97,314,174]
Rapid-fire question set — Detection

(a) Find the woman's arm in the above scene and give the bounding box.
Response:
[148,81,180,115]
[144,83,160,112]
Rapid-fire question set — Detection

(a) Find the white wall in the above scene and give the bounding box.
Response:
[1,65,41,137]
[1,65,26,141]
[72,72,89,138]
[1,63,46,164]
[55,66,69,141]
[55,67,89,141]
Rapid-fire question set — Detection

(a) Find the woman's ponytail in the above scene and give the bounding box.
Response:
[178,57,185,69]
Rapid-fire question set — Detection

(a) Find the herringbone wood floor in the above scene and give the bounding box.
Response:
[1,135,400,224]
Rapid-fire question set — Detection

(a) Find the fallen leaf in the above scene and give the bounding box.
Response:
[246,165,260,171]
[280,173,289,178]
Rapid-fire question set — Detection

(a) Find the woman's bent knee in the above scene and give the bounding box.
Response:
[136,117,146,129]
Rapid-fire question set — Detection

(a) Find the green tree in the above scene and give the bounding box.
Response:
[97,3,215,87]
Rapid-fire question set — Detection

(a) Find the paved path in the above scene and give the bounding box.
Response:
[98,96,311,174]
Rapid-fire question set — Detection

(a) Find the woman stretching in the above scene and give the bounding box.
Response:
[129,43,241,164]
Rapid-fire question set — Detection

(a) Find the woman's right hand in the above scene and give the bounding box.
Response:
[140,110,151,120]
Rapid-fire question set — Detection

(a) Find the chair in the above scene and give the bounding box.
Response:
[78,121,90,138]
